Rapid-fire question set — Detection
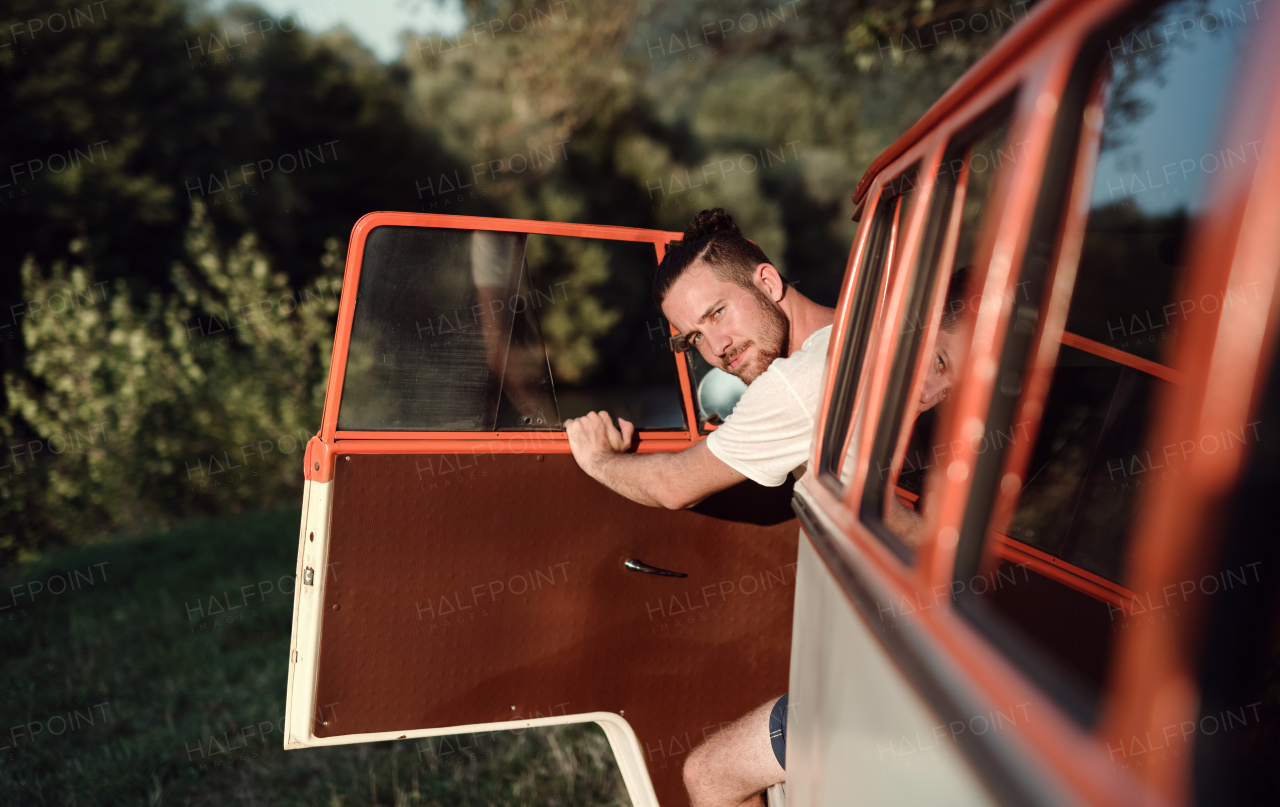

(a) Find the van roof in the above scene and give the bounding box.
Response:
[853,0,1087,203]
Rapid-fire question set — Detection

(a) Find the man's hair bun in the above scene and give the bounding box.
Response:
[683,208,741,241]
[653,207,771,307]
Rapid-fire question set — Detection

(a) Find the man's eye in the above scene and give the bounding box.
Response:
[935,355,945,372]
[691,333,702,344]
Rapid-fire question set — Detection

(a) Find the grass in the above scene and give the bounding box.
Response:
[0,509,631,806]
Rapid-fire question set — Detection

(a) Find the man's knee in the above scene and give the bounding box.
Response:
[684,739,708,791]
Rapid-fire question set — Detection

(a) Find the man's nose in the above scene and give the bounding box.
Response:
[920,379,942,405]
[707,329,734,356]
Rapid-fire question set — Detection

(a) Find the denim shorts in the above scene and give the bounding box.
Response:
[769,693,789,769]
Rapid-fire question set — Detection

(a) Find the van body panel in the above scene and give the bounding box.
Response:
[787,532,999,807]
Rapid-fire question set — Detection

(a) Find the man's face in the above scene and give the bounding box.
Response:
[918,325,963,413]
[661,262,788,385]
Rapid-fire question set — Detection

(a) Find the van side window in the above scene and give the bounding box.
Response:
[859,108,1015,561]
[817,168,917,488]
[953,0,1259,723]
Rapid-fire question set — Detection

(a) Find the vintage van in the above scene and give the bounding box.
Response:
[284,0,1280,804]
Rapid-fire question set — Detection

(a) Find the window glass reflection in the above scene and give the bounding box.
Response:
[339,227,535,431]
[958,0,1260,719]
[1066,0,1257,362]
[524,234,685,429]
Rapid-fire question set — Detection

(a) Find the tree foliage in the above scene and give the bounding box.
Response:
[0,0,1029,561]
[2,203,341,562]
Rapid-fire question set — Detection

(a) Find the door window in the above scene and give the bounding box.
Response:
[953,0,1260,723]
[337,226,685,432]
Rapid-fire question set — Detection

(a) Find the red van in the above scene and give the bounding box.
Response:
[285,0,1280,804]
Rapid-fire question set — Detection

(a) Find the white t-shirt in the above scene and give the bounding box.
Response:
[705,325,832,487]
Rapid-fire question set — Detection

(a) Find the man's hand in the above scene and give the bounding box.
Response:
[562,412,745,509]
[564,411,635,477]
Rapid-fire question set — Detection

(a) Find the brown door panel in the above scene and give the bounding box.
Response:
[316,452,798,805]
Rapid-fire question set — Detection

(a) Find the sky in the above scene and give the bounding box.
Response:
[213,0,467,62]
[1089,5,1254,216]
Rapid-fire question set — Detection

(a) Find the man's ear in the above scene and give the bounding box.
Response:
[755,263,786,303]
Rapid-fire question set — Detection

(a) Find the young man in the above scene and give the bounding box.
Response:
[563,208,834,806]
[883,265,972,546]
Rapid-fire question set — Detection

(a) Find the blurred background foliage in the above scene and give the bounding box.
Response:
[0,0,1035,564]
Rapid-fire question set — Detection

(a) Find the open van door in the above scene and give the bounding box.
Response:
[283,213,801,806]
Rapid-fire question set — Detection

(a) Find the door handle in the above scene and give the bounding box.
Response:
[623,559,688,578]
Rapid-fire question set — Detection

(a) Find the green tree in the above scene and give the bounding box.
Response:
[0,0,457,383]
[1,203,341,562]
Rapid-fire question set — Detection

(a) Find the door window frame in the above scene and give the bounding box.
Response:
[321,213,690,444]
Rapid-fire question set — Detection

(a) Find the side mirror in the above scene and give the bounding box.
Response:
[697,368,747,423]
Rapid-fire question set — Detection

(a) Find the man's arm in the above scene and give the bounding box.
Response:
[564,411,746,509]
[883,492,925,548]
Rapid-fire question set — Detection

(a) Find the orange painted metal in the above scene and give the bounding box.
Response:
[654,238,708,441]
[811,164,887,488]
[1059,331,1186,385]
[306,434,698,485]
[989,534,1140,613]
[330,430,687,442]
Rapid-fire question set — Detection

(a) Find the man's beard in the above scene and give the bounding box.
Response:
[722,289,789,384]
